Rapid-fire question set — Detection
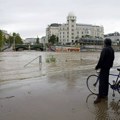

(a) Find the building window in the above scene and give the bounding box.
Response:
[72,33,74,35]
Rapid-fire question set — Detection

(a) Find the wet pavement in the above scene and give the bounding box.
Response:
[0,51,120,120]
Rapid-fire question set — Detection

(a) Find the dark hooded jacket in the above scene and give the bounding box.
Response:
[95,39,115,70]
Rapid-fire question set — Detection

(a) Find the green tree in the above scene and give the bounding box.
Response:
[0,30,3,48]
[15,34,23,44]
[3,35,7,44]
[7,33,23,45]
[8,35,14,45]
[12,33,23,44]
[48,35,58,45]
[36,37,40,44]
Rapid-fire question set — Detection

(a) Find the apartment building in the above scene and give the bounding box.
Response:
[46,12,104,45]
[104,32,120,45]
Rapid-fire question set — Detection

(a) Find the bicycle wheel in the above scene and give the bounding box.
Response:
[86,74,99,94]
[117,81,120,93]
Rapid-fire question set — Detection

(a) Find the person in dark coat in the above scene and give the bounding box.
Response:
[94,38,115,104]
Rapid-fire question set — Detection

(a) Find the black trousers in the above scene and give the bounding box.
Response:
[99,69,110,97]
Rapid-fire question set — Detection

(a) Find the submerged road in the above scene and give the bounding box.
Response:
[0,51,120,120]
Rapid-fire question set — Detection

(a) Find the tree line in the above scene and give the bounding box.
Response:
[0,30,23,51]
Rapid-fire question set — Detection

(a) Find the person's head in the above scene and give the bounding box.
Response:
[104,38,112,47]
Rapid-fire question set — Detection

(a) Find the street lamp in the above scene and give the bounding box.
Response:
[13,36,16,50]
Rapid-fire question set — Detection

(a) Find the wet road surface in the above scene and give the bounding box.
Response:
[0,51,120,120]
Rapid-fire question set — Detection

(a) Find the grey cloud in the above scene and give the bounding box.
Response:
[0,0,120,38]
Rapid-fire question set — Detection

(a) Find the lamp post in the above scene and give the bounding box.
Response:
[13,36,15,50]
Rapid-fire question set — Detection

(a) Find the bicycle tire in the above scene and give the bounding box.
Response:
[117,81,120,93]
[86,74,99,94]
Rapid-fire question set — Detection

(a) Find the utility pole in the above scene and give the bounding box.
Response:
[13,36,15,50]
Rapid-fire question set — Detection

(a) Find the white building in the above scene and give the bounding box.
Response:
[46,12,104,45]
[40,36,46,45]
[104,32,120,45]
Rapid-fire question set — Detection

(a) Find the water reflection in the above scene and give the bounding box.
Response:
[94,99,108,120]
[64,71,77,88]
[109,99,120,118]
[86,94,120,119]
[47,70,86,90]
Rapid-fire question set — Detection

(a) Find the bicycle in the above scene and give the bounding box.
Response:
[86,68,120,97]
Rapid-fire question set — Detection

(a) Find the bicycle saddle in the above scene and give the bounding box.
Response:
[117,68,120,71]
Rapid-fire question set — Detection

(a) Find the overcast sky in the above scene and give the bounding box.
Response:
[1,0,120,39]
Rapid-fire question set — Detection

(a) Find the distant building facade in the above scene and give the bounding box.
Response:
[46,13,104,45]
[40,36,46,45]
[24,38,37,44]
[104,32,120,45]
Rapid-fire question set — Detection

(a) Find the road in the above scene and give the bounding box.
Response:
[0,51,120,120]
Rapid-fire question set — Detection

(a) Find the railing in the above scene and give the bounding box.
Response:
[24,55,42,67]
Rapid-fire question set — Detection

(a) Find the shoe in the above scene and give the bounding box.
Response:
[101,96,108,100]
[94,97,101,104]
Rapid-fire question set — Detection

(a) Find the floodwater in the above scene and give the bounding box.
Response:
[0,51,100,82]
[0,51,120,120]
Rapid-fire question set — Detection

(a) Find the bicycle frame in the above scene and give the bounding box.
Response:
[86,69,120,96]
[109,73,120,85]
[96,70,120,96]
[96,71,120,87]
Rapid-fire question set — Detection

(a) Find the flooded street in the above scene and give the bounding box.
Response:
[0,51,120,120]
[0,51,100,83]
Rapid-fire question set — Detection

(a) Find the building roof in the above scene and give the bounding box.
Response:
[50,23,61,27]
